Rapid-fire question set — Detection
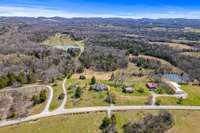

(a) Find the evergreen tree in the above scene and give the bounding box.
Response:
[90,76,96,85]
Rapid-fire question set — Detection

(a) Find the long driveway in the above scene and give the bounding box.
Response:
[41,85,53,113]
[54,78,67,111]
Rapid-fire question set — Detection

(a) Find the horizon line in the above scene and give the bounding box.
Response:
[1,5,200,19]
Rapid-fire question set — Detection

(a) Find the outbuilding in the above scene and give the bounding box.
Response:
[123,87,134,93]
[91,83,108,91]
[146,82,158,90]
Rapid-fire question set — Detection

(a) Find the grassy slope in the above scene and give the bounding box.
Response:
[1,111,199,133]
[157,84,200,105]
[49,80,63,111]
[180,52,200,58]
[0,113,105,133]
[130,54,183,73]
[114,110,200,133]
[43,33,84,48]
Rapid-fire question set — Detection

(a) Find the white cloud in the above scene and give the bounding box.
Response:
[0,6,119,18]
[0,5,200,19]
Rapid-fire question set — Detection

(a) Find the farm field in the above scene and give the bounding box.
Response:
[0,112,106,133]
[43,33,84,49]
[180,52,200,58]
[129,54,183,74]
[114,110,200,133]
[1,111,200,133]
[149,41,195,51]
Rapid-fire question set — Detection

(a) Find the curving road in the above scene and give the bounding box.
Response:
[41,85,53,113]
[0,84,53,113]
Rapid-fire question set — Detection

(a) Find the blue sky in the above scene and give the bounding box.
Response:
[1,0,200,18]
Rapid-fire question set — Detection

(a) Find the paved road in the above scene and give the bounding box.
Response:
[0,105,200,127]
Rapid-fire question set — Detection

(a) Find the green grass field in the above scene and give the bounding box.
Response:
[43,33,85,49]
[65,76,151,108]
[65,78,109,108]
[157,84,200,105]
[189,28,200,33]
[114,110,200,133]
[180,52,200,58]
[1,111,200,133]
[65,63,154,108]
[49,80,63,111]
[0,113,105,133]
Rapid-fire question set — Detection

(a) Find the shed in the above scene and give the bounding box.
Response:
[123,87,134,93]
[91,83,108,91]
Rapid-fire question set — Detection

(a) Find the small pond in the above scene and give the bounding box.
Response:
[55,45,83,52]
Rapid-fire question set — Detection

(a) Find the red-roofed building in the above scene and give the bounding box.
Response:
[146,82,158,90]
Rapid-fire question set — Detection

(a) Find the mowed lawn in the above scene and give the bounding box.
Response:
[65,78,109,108]
[109,80,150,106]
[65,76,151,108]
[49,80,63,111]
[157,84,200,106]
[0,113,105,133]
[65,63,153,108]
[114,110,200,133]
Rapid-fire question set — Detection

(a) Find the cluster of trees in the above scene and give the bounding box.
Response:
[0,73,30,89]
[90,76,96,85]
[0,17,200,88]
[74,86,83,98]
[99,111,174,133]
[87,34,200,81]
[0,25,79,89]
[123,111,174,133]
[100,115,117,133]
[32,90,47,105]
[80,46,128,71]
[105,92,116,104]
[67,48,81,57]
[131,57,161,70]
